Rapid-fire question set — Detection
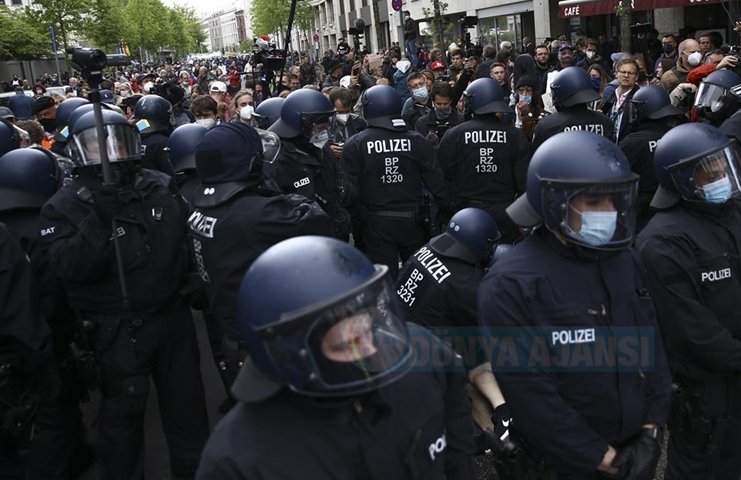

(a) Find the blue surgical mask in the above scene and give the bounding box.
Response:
[590,77,601,91]
[519,95,532,104]
[662,43,674,54]
[577,211,617,246]
[412,87,429,102]
[702,176,733,204]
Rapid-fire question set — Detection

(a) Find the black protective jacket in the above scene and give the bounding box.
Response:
[532,107,615,151]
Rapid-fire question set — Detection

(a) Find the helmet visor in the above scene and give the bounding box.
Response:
[541,177,639,249]
[300,111,336,138]
[666,144,741,202]
[258,130,281,164]
[71,124,141,166]
[694,82,727,112]
[258,267,413,397]
[627,98,646,125]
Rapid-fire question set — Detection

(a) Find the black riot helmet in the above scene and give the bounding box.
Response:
[0,147,63,211]
[550,66,600,111]
[268,89,335,139]
[0,119,20,157]
[694,69,741,125]
[133,95,173,134]
[54,97,89,141]
[628,85,683,124]
[429,208,501,265]
[463,78,509,116]
[67,110,142,167]
[232,236,413,402]
[252,97,285,129]
[361,85,406,130]
[167,123,208,173]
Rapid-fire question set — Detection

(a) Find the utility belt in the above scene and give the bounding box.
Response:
[670,374,741,454]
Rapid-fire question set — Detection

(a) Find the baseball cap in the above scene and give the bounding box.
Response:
[430,61,446,71]
[99,89,115,104]
[210,81,227,93]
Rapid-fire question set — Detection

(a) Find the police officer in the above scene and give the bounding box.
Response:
[196,235,475,479]
[619,85,685,231]
[0,118,20,157]
[693,69,741,127]
[480,131,672,478]
[719,83,741,143]
[0,223,51,479]
[0,147,94,478]
[134,94,176,175]
[531,66,615,150]
[637,123,741,480]
[167,122,209,200]
[438,78,530,243]
[38,110,209,480]
[341,85,450,278]
[266,89,352,239]
[394,208,515,470]
[188,122,333,392]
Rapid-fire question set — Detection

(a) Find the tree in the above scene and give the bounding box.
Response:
[30,0,93,53]
[83,0,130,52]
[615,0,633,52]
[250,0,313,47]
[124,0,171,60]
[421,0,454,49]
[0,7,50,60]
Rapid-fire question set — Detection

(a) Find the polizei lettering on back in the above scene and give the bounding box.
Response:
[563,124,605,135]
[464,130,508,144]
[413,246,452,284]
[366,138,412,154]
[187,210,218,239]
[701,268,731,283]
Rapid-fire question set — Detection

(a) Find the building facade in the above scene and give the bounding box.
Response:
[202,3,253,53]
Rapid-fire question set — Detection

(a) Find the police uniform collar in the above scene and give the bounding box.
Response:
[283,139,323,165]
[192,181,251,208]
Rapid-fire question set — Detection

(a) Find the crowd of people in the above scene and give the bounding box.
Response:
[0,17,739,480]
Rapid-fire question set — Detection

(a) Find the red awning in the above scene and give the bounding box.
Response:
[558,0,726,18]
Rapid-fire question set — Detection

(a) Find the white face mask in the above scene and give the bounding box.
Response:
[196,118,216,129]
[120,90,131,98]
[310,129,330,149]
[143,81,154,93]
[687,52,703,67]
[586,51,595,60]
[336,113,350,124]
[239,105,255,120]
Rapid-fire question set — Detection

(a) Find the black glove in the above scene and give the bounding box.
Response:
[91,186,125,222]
[485,404,517,457]
[611,428,662,480]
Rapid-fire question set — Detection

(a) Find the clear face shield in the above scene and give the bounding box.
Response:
[694,82,729,114]
[301,111,336,146]
[70,124,142,167]
[627,98,647,125]
[667,143,741,204]
[256,266,413,397]
[257,129,281,165]
[541,177,640,249]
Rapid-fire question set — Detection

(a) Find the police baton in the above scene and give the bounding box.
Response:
[68,47,133,310]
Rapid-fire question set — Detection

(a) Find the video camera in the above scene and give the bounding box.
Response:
[349,18,367,58]
[720,44,741,74]
[67,47,129,78]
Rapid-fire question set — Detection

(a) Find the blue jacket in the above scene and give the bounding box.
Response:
[478,228,672,477]
[393,69,411,107]
[8,92,34,120]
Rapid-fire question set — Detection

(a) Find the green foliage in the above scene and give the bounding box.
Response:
[30,0,93,52]
[238,38,254,53]
[0,7,51,60]
[250,0,314,40]
[421,0,454,49]
[84,0,130,51]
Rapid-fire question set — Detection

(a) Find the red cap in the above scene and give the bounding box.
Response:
[430,61,446,71]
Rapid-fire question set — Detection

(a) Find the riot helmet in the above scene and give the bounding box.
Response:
[269,89,335,143]
[463,78,509,116]
[167,123,208,173]
[694,69,741,125]
[550,66,600,111]
[429,208,501,265]
[507,131,639,250]
[628,85,683,124]
[67,110,141,167]
[133,94,173,134]
[252,97,284,130]
[652,122,740,208]
[0,119,20,157]
[54,97,89,142]
[232,236,413,402]
[361,85,406,130]
[0,147,62,211]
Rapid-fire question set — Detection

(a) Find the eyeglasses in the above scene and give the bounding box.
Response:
[618,71,637,76]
